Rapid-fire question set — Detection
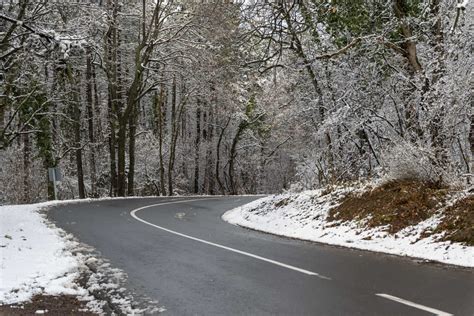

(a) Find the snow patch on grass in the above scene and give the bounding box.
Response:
[222,187,474,268]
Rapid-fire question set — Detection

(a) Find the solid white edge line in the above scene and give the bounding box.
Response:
[376,293,453,316]
[130,197,331,280]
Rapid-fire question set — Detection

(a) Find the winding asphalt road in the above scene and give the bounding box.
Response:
[48,197,474,315]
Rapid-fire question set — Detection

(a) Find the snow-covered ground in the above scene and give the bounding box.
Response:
[0,200,163,314]
[223,189,474,268]
[0,202,86,304]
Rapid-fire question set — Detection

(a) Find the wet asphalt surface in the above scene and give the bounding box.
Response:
[48,197,474,315]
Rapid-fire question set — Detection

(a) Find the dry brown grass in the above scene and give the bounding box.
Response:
[328,180,450,234]
[0,295,96,315]
[434,196,474,246]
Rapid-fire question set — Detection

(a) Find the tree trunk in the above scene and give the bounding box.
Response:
[116,121,127,196]
[470,115,474,176]
[67,65,85,199]
[325,132,334,181]
[167,77,178,196]
[105,0,120,196]
[73,89,85,199]
[216,117,230,195]
[155,90,166,195]
[193,101,201,194]
[204,108,215,194]
[86,48,97,197]
[75,132,85,199]
[0,95,5,146]
[228,121,247,195]
[23,132,30,203]
[115,25,128,197]
[393,0,423,73]
[92,60,102,145]
[392,0,424,143]
[109,124,118,196]
[127,103,137,195]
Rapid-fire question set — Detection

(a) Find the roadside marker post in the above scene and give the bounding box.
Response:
[48,167,62,200]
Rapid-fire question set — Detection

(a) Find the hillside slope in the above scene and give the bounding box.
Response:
[223,181,473,267]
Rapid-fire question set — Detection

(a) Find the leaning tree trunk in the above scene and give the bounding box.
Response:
[228,120,248,195]
[216,117,230,195]
[393,0,425,142]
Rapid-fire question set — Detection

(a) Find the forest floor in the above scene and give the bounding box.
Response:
[223,179,474,267]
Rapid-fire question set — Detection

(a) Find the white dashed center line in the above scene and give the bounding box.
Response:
[376,293,453,316]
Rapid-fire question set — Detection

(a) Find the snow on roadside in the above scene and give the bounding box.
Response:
[0,200,164,314]
[0,203,86,304]
[222,189,474,268]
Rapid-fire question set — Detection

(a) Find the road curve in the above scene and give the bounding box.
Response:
[48,197,474,315]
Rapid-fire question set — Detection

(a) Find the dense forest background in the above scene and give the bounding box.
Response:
[0,0,472,203]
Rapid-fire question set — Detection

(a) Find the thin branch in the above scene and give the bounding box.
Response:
[314,38,362,60]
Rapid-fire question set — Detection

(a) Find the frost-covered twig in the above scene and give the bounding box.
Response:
[0,13,55,42]
[451,0,469,33]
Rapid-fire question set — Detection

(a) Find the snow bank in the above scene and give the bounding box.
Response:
[0,203,85,304]
[222,189,474,268]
